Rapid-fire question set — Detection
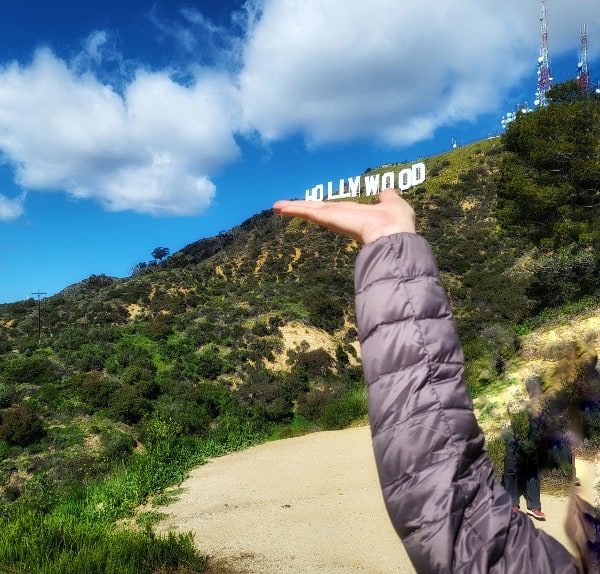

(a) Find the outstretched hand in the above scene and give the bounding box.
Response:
[272,188,416,244]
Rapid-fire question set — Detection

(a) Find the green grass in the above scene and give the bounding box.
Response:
[152,488,186,507]
[0,504,207,574]
[268,413,316,440]
[515,295,600,336]
[0,422,271,574]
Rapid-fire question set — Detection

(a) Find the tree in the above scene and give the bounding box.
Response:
[152,247,170,262]
[498,81,600,247]
[546,79,587,104]
[132,261,148,275]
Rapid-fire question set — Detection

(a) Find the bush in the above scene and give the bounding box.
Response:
[293,348,333,380]
[120,366,159,399]
[236,368,295,423]
[75,371,117,410]
[296,388,336,422]
[485,435,506,478]
[195,344,231,380]
[108,338,157,375]
[150,396,213,437]
[0,383,15,408]
[108,386,153,425]
[319,388,367,430]
[0,405,45,446]
[71,343,110,372]
[100,429,137,462]
[0,353,58,387]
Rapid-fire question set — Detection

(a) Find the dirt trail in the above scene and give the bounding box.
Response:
[158,426,590,574]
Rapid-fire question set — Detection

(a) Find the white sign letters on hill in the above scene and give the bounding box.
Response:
[305,162,426,201]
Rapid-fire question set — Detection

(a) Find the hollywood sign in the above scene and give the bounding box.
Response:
[305,162,426,201]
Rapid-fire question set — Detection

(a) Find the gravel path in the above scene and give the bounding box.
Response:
[158,426,585,573]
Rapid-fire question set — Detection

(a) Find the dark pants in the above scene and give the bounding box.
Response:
[502,440,541,510]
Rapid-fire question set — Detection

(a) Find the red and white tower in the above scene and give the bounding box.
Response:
[577,24,592,93]
[534,0,552,107]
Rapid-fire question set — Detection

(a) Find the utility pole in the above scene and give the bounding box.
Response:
[31,290,47,342]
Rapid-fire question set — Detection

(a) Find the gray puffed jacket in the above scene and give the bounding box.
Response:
[354,233,591,573]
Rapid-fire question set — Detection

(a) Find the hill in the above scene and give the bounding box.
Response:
[0,81,598,572]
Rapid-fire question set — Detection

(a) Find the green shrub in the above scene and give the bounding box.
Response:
[0,405,45,446]
[0,440,9,461]
[296,388,335,422]
[292,348,333,380]
[107,338,157,375]
[0,353,58,387]
[120,366,159,399]
[150,396,212,437]
[236,368,295,424]
[486,435,506,478]
[108,386,152,425]
[71,343,109,372]
[0,383,14,408]
[319,388,367,430]
[75,371,117,410]
[100,429,137,462]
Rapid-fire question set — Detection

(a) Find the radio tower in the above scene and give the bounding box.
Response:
[577,24,592,93]
[534,0,552,107]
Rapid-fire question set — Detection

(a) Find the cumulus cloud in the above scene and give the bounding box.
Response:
[0,0,598,219]
[0,47,241,216]
[0,193,26,222]
[239,0,600,146]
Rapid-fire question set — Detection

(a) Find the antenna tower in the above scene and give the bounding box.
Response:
[577,24,592,93]
[535,0,552,107]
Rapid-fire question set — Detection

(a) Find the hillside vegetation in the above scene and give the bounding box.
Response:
[0,81,599,572]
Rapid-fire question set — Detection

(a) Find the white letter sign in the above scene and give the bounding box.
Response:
[304,162,426,201]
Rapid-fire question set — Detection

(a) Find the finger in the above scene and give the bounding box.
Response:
[273,200,325,214]
[273,200,366,221]
[378,188,401,201]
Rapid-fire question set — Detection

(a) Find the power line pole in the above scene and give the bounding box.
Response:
[31,290,47,342]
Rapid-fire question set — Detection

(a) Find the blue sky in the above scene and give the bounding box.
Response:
[0,0,599,303]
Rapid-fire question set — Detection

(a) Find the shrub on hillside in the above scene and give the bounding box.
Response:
[100,428,137,462]
[150,396,213,437]
[74,371,117,410]
[319,388,367,430]
[236,368,295,423]
[195,344,232,380]
[292,348,333,380]
[0,405,45,446]
[296,387,336,423]
[0,353,58,387]
[120,366,160,400]
[107,338,156,375]
[108,386,153,425]
[297,386,367,429]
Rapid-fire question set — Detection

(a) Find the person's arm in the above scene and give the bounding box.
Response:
[354,231,577,573]
[273,189,582,573]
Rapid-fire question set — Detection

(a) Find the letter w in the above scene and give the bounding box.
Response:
[364,175,380,196]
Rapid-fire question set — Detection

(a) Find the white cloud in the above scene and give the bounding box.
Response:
[0,1,598,219]
[0,193,25,221]
[0,48,241,216]
[239,0,600,146]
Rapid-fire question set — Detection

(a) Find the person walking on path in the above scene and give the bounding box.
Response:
[502,401,545,520]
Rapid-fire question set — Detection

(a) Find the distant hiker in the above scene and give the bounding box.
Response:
[274,188,599,573]
[502,400,545,520]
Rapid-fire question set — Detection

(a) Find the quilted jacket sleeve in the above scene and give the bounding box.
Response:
[354,233,581,574]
